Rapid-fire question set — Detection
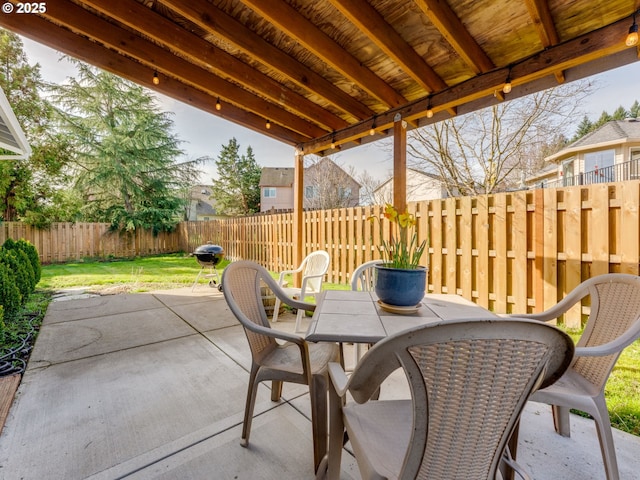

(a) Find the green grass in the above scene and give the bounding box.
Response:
[30,255,640,436]
[38,253,231,293]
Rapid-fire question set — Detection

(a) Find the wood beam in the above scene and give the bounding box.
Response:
[415,0,495,75]
[42,0,326,139]
[329,0,447,93]
[160,0,375,122]
[0,12,308,145]
[241,0,407,108]
[301,16,635,154]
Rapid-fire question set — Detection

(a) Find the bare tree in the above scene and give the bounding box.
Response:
[357,170,392,206]
[407,81,593,196]
[304,156,360,209]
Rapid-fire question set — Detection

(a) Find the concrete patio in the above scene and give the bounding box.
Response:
[0,286,638,479]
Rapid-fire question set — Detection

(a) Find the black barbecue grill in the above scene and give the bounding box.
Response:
[191,244,224,291]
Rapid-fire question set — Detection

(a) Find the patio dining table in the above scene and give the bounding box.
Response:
[305,289,498,345]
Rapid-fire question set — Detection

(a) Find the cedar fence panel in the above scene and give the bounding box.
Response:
[3,182,639,328]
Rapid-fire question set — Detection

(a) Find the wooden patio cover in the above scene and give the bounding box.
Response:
[1,0,639,265]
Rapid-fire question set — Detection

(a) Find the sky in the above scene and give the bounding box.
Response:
[18,35,640,185]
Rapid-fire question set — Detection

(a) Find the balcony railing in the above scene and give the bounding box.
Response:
[542,158,640,189]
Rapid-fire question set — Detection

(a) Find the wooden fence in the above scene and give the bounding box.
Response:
[3,181,639,328]
[0,222,179,264]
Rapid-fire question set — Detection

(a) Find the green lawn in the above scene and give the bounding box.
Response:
[32,254,640,436]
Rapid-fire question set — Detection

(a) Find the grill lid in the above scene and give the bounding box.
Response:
[194,244,224,255]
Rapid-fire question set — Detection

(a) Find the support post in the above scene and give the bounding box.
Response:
[393,113,407,212]
[293,149,304,287]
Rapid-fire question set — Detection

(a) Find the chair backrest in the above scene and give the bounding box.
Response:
[351,260,383,291]
[301,250,330,293]
[222,261,289,359]
[569,273,640,388]
[347,318,574,480]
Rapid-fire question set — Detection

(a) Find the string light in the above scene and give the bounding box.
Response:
[330,132,336,149]
[626,10,639,47]
[266,119,271,129]
[426,96,434,118]
[369,117,376,136]
[216,97,221,111]
[152,71,159,85]
[503,67,512,94]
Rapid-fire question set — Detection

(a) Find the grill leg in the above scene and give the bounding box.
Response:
[191,267,205,292]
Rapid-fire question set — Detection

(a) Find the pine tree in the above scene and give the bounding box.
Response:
[211,138,262,215]
[572,115,594,141]
[612,105,628,120]
[50,60,201,234]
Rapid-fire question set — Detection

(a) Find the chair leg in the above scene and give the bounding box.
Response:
[310,373,329,473]
[294,307,305,332]
[271,380,283,401]
[241,365,260,447]
[551,404,571,437]
[326,378,345,480]
[272,297,281,322]
[591,395,620,480]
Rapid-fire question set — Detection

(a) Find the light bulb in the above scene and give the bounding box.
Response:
[266,119,271,129]
[426,108,434,118]
[152,71,159,85]
[626,23,639,46]
[216,98,221,111]
[503,81,512,94]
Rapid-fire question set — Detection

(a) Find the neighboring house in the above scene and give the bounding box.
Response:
[527,119,640,189]
[259,167,295,212]
[374,168,448,203]
[303,157,360,209]
[259,159,360,212]
[186,185,220,221]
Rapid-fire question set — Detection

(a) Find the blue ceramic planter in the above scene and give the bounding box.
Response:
[374,264,427,307]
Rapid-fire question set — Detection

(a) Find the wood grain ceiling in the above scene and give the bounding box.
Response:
[1,0,638,156]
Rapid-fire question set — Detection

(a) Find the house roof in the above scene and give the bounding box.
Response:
[375,168,442,191]
[1,1,637,158]
[259,167,294,187]
[546,119,640,162]
[0,85,31,160]
[305,157,362,187]
[190,185,217,216]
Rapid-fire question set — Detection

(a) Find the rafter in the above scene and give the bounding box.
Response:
[160,0,375,122]
[82,0,348,132]
[329,0,447,93]
[415,0,495,75]
[0,12,308,145]
[43,0,326,138]
[524,0,566,83]
[241,0,407,108]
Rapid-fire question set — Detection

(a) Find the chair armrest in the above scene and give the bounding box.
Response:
[328,362,350,397]
[241,318,306,345]
[299,273,326,296]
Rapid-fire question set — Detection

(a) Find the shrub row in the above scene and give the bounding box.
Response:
[0,239,41,325]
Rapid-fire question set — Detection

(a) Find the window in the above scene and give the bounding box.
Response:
[339,187,352,199]
[584,149,614,183]
[263,187,276,198]
[305,186,318,199]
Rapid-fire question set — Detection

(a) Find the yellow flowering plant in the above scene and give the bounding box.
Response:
[370,204,427,269]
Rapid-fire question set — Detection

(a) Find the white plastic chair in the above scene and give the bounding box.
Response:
[272,250,330,332]
[508,273,640,480]
[320,318,574,480]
